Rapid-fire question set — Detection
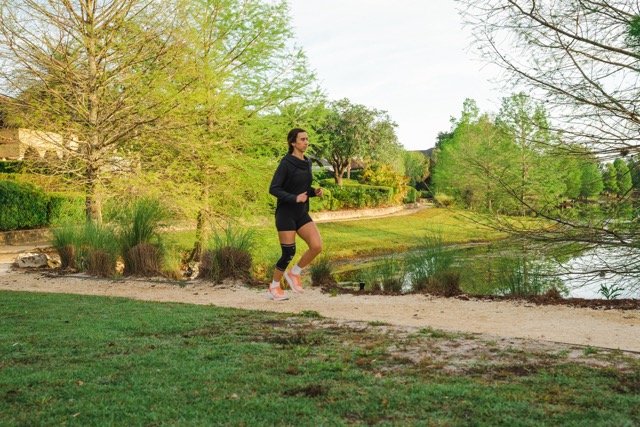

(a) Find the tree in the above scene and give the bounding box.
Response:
[0,0,189,222]
[136,0,319,256]
[403,151,430,188]
[313,99,400,186]
[459,1,640,160]
[495,93,561,215]
[432,102,520,213]
[579,161,604,199]
[614,158,633,197]
[458,0,640,283]
[602,163,619,196]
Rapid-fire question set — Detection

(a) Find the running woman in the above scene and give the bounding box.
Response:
[267,128,323,301]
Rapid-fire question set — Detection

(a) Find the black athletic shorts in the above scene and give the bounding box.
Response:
[275,206,313,231]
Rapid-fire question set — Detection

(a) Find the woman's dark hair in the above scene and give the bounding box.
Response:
[287,128,307,154]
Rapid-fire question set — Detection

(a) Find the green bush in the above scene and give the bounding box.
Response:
[115,198,167,277]
[434,193,454,207]
[48,193,85,226]
[319,178,360,187]
[0,161,23,174]
[51,222,119,274]
[200,222,254,283]
[309,252,336,286]
[404,232,461,295]
[0,180,49,230]
[309,187,332,212]
[327,184,393,209]
[403,187,418,204]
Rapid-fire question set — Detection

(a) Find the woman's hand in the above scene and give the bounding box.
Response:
[315,188,323,198]
[296,193,308,203]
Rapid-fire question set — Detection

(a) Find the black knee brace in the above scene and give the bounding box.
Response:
[276,243,296,271]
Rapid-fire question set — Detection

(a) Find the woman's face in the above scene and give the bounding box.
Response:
[291,132,309,153]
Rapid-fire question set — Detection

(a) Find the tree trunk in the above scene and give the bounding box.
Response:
[84,1,101,224]
[191,186,210,262]
[84,165,102,223]
[332,164,345,186]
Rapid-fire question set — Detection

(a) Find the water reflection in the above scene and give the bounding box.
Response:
[340,240,640,300]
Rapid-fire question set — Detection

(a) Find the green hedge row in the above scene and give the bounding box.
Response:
[312,184,394,210]
[0,180,86,231]
[0,161,23,174]
[0,181,50,230]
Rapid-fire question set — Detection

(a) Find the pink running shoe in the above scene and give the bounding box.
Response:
[284,270,303,294]
[267,285,288,301]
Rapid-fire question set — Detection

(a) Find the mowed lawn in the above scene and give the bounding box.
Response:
[167,207,507,271]
[1,291,638,426]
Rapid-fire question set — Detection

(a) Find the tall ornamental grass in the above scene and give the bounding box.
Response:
[51,224,79,270]
[51,222,118,276]
[494,257,560,297]
[309,252,336,286]
[200,222,254,283]
[115,198,167,277]
[359,254,405,293]
[404,231,462,296]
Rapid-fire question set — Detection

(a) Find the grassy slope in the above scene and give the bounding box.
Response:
[166,207,506,277]
[1,292,638,426]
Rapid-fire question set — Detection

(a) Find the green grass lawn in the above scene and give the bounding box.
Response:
[165,207,506,278]
[1,291,638,426]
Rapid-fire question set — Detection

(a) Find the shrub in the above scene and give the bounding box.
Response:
[420,189,433,199]
[424,271,462,297]
[52,222,118,274]
[313,169,333,182]
[309,187,332,212]
[125,243,162,277]
[51,225,79,269]
[115,198,167,276]
[200,222,254,283]
[404,231,462,296]
[434,193,454,207]
[403,187,418,204]
[48,193,85,226]
[327,184,393,209]
[0,161,23,174]
[87,250,116,277]
[161,247,184,281]
[359,255,406,293]
[83,222,119,275]
[309,253,336,286]
[361,162,409,203]
[0,180,49,230]
[494,258,561,297]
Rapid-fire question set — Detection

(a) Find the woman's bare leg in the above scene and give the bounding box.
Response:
[295,221,323,268]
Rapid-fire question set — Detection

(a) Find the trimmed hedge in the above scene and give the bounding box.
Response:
[0,180,50,230]
[322,184,394,210]
[0,161,23,174]
[0,181,88,231]
[309,187,332,212]
[319,178,361,187]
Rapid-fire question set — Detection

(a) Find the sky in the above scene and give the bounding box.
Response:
[287,0,505,151]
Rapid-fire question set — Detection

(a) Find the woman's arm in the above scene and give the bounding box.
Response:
[269,161,297,204]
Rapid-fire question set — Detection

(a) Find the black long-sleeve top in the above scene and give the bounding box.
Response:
[269,154,317,213]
